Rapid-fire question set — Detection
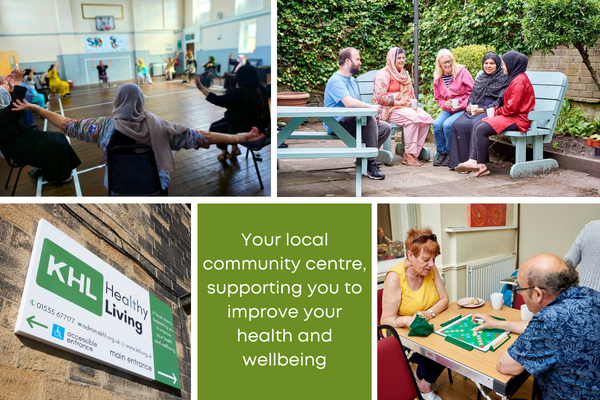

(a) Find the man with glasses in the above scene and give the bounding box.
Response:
[323,47,391,180]
[472,253,600,399]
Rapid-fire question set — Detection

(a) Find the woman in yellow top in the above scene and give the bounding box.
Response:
[381,227,449,400]
[47,62,70,98]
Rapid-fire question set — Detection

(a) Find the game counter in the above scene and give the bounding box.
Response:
[394,302,530,397]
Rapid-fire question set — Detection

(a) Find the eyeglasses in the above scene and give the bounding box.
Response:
[412,234,437,244]
[441,60,453,66]
[515,286,546,294]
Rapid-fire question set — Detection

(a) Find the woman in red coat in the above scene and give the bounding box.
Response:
[455,51,534,178]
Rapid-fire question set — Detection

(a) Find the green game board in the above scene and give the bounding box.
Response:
[435,313,510,352]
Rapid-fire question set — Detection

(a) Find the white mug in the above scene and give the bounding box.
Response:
[486,108,495,118]
[410,99,418,110]
[490,292,503,311]
[471,104,479,115]
[451,99,459,108]
[521,304,534,320]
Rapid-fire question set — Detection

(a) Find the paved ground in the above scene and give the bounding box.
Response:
[277,141,600,197]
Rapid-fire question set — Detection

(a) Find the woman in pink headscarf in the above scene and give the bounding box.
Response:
[373,47,433,166]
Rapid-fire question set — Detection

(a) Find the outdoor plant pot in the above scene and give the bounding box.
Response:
[592,139,600,148]
[585,138,593,146]
[277,91,310,123]
[596,147,600,156]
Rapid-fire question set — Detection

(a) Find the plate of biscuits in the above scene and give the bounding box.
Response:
[457,297,485,308]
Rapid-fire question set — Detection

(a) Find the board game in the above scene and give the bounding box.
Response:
[435,313,510,352]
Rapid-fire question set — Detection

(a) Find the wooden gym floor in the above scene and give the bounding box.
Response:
[0,77,270,197]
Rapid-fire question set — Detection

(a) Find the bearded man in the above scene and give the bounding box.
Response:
[323,47,391,180]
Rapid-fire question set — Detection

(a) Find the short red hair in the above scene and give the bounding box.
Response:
[405,227,440,258]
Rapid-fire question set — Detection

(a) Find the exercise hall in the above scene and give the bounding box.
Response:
[0,0,271,196]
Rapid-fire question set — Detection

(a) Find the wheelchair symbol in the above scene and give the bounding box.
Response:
[52,324,65,340]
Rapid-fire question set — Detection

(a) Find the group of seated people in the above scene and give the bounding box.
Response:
[0,63,269,194]
[325,46,535,180]
[380,227,600,400]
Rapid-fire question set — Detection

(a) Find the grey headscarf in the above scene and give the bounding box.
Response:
[0,86,11,109]
[112,83,190,174]
[468,52,508,106]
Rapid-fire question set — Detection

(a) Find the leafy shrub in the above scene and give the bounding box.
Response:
[556,99,595,138]
[452,44,497,79]
[406,0,530,91]
[418,93,441,120]
[277,0,414,93]
[277,0,531,95]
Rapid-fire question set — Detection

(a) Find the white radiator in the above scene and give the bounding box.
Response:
[467,254,516,300]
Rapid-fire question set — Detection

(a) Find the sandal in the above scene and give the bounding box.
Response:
[455,163,480,173]
[226,148,242,159]
[406,160,423,167]
[217,153,227,161]
[466,170,490,179]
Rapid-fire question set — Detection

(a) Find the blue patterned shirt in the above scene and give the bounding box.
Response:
[508,286,600,400]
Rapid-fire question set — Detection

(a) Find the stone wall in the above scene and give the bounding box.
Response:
[0,204,191,400]
[528,44,600,103]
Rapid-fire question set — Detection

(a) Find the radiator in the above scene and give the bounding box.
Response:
[151,63,167,77]
[467,254,516,300]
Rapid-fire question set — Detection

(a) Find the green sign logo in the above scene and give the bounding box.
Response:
[36,239,104,316]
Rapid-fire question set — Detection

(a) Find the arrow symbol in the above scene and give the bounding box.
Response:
[157,371,177,385]
[26,315,48,330]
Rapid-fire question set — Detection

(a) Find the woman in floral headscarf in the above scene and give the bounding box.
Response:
[373,47,433,166]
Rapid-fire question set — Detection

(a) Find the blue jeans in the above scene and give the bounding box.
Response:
[433,110,464,154]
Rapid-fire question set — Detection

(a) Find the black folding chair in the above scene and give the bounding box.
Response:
[107,144,166,196]
[2,153,27,197]
[240,136,270,190]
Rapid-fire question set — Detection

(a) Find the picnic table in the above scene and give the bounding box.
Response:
[277,106,378,197]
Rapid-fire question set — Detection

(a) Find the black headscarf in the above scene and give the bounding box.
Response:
[499,51,528,107]
[236,65,259,90]
[468,52,508,105]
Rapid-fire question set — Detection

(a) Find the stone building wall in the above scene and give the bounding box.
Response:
[528,44,600,103]
[0,204,191,400]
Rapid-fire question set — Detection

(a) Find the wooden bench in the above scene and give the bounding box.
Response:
[277,106,378,197]
[499,71,568,178]
[356,70,431,165]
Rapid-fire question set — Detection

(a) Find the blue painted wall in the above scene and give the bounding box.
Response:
[27,50,192,86]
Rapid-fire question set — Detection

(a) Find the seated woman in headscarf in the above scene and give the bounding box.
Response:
[199,56,217,88]
[456,51,534,178]
[47,62,70,98]
[449,52,508,171]
[194,64,269,161]
[135,57,152,84]
[160,51,179,81]
[181,51,197,83]
[373,47,433,166]
[1,67,80,183]
[12,83,263,192]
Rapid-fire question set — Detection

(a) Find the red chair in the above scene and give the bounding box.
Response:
[513,293,525,310]
[377,324,424,400]
[377,288,384,326]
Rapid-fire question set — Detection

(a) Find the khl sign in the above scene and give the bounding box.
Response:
[15,219,180,389]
